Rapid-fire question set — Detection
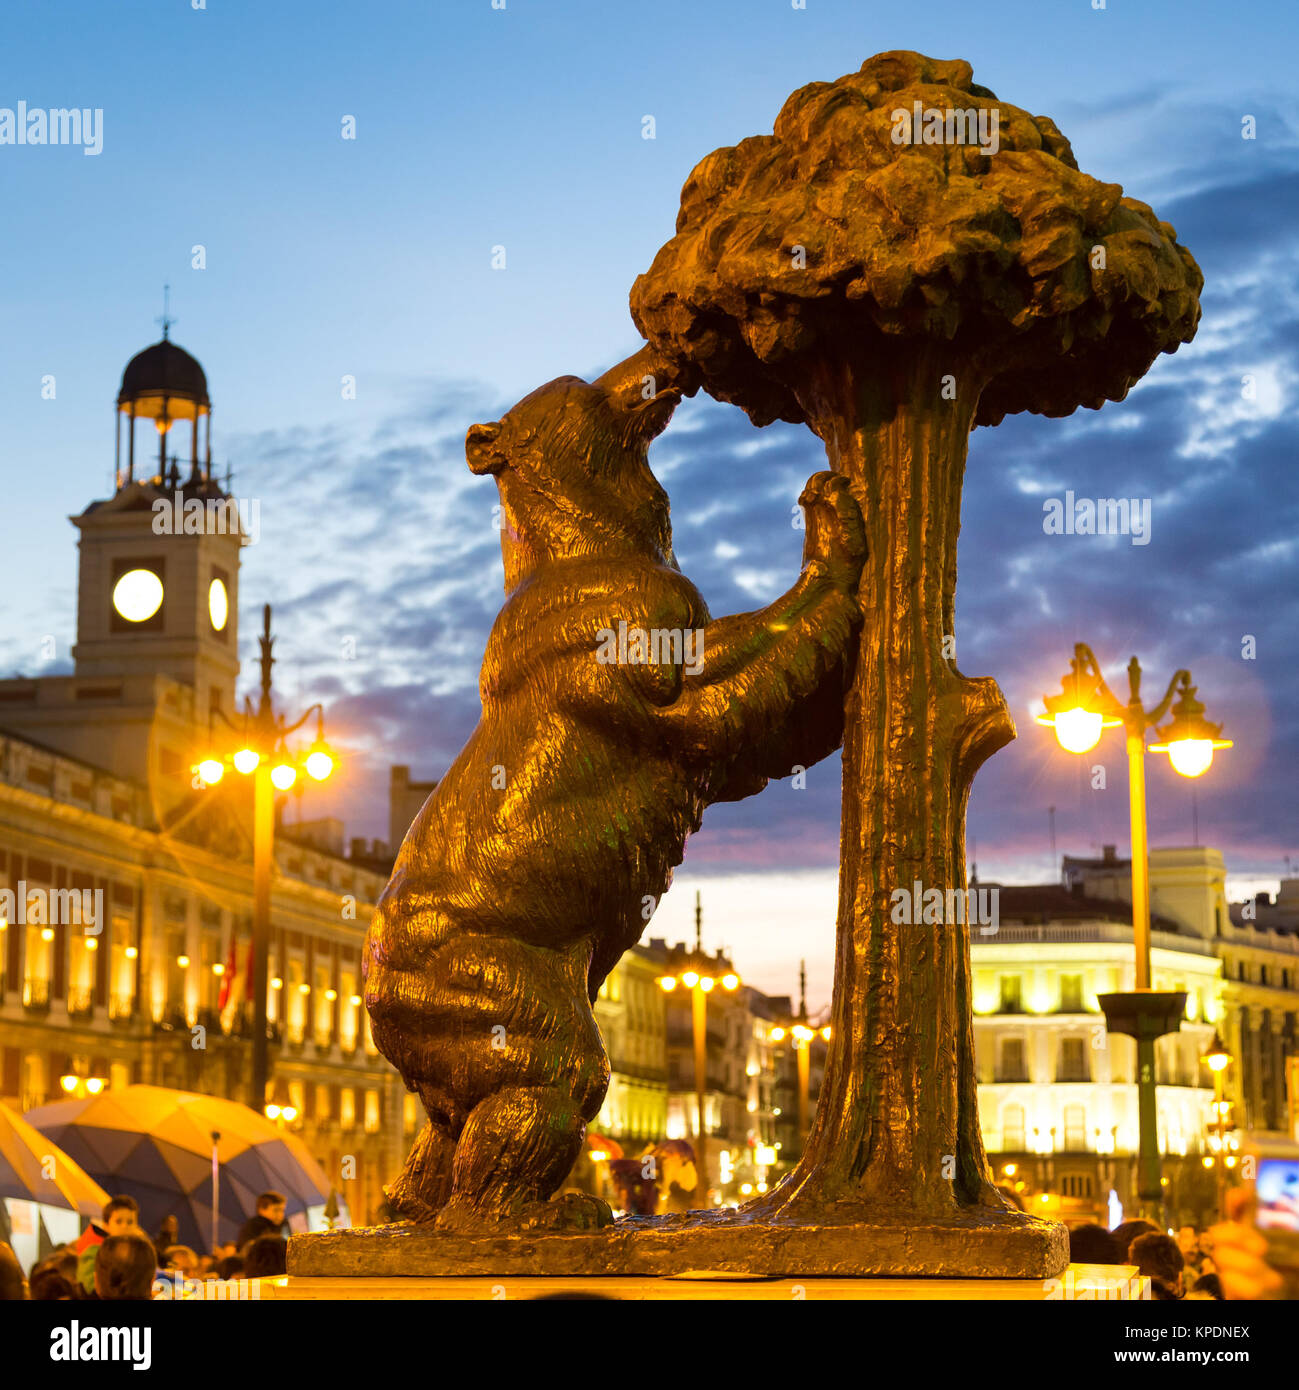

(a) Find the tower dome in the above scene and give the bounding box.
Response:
[117,337,210,418]
[115,317,214,489]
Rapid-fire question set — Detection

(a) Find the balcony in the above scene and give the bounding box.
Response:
[66,986,94,1020]
[22,978,51,1014]
[993,1070,1030,1084]
[1055,1067,1092,1084]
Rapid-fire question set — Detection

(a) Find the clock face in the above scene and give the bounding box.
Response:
[208,577,229,631]
[112,567,164,622]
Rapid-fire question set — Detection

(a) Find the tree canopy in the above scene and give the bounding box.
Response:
[631,51,1202,429]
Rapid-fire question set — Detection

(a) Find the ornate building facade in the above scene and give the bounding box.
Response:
[972,845,1298,1226]
[0,334,412,1227]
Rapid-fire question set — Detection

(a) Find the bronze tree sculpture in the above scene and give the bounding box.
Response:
[631,50,1201,1240]
[362,356,865,1233]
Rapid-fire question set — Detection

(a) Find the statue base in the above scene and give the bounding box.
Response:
[289,1207,1068,1280]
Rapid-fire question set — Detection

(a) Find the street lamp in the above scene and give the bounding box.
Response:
[655,892,739,1204]
[1038,644,1231,1223]
[1200,1031,1237,1221]
[192,604,337,1115]
[768,961,831,1147]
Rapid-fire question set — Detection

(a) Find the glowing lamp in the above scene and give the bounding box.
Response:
[305,749,334,781]
[271,763,297,790]
[682,971,699,989]
[721,972,739,990]
[196,758,225,786]
[1202,1031,1231,1073]
[1150,677,1231,778]
[233,748,260,774]
[85,1077,104,1095]
[658,976,676,991]
[60,1075,78,1093]
[1036,658,1122,754]
[699,976,715,992]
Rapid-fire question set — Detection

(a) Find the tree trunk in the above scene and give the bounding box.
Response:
[752,345,1015,1223]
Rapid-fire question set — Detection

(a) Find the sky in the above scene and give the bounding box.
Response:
[1,1,1296,1007]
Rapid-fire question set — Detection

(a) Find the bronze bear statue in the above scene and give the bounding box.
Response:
[362,348,866,1232]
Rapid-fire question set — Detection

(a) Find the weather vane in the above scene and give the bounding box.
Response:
[156,283,176,340]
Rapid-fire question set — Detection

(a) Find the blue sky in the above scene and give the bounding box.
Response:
[2,1,1296,1002]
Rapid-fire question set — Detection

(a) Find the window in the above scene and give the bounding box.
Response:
[998,1037,1027,1082]
[1062,1104,1087,1150]
[364,1090,381,1134]
[1059,974,1083,1013]
[1002,1103,1026,1151]
[314,961,333,1045]
[999,975,1023,1014]
[286,959,306,1043]
[1058,1037,1089,1083]
[339,970,358,1050]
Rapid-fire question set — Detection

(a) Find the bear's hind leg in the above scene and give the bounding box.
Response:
[436,1086,612,1233]
[385,1116,456,1223]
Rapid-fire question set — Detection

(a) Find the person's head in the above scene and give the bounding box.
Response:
[215,1255,244,1280]
[0,1241,26,1300]
[1190,1272,1224,1300]
[46,1250,78,1283]
[242,1235,287,1279]
[28,1268,77,1301]
[1068,1223,1123,1265]
[256,1192,287,1227]
[1111,1218,1159,1257]
[1176,1225,1200,1261]
[1129,1232,1185,1298]
[94,1233,157,1301]
[163,1244,198,1276]
[102,1195,139,1236]
[157,1215,179,1240]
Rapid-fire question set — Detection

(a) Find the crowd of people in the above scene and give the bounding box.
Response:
[1067,1190,1285,1300]
[0,1190,291,1301]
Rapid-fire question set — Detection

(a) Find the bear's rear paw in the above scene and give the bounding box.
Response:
[517,1192,614,1233]
[433,1191,614,1235]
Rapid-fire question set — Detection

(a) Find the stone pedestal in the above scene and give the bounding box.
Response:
[289,1208,1068,1281]
[258,1263,1142,1302]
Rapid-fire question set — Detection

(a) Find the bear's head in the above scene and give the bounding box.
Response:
[465,356,681,590]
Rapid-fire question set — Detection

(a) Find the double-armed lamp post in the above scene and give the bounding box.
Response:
[1037,644,1231,1222]
[194,605,336,1115]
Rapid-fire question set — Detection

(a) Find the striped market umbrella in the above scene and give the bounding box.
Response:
[0,1100,109,1216]
[23,1085,332,1254]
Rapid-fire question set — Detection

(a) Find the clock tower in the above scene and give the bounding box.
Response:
[0,328,245,808]
[72,330,242,721]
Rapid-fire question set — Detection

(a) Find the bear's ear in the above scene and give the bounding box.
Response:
[465,421,506,476]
